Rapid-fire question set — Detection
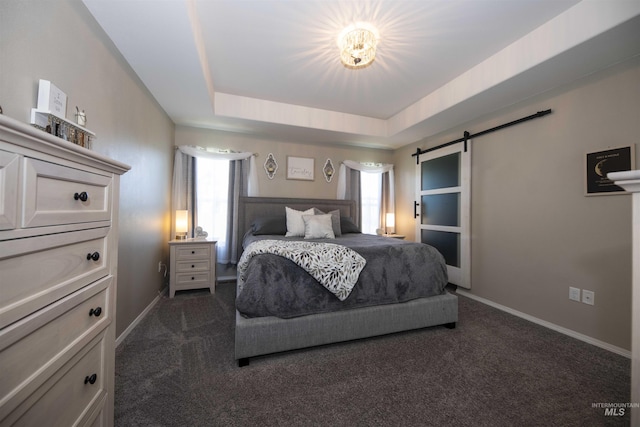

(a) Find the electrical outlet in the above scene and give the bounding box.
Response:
[569,287,581,302]
[582,290,595,305]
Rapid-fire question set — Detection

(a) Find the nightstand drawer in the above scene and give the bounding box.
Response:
[22,158,112,228]
[175,272,211,286]
[176,260,210,273]
[175,245,210,260]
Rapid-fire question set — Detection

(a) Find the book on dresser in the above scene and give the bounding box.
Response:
[0,114,130,426]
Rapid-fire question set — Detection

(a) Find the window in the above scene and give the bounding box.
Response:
[360,171,382,234]
[195,157,230,261]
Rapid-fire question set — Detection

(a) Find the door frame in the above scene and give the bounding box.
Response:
[415,141,471,288]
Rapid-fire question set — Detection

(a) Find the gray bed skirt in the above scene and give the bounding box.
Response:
[235,292,458,363]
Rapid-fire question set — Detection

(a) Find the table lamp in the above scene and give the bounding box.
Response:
[175,210,188,240]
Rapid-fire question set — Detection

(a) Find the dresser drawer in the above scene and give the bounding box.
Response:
[1,332,107,427]
[0,150,19,231]
[22,158,112,228]
[0,277,111,414]
[175,244,210,260]
[0,227,109,329]
[176,259,210,273]
[87,403,107,427]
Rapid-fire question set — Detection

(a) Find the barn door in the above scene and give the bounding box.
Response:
[415,141,471,288]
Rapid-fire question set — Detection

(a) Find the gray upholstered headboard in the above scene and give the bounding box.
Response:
[237,196,356,259]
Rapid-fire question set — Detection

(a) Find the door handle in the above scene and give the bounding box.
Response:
[414,201,420,218]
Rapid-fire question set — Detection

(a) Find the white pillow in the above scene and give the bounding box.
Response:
[285,207,315,237]
[303,214,335,239]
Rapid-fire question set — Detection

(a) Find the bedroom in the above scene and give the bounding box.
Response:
[1,0,639,425]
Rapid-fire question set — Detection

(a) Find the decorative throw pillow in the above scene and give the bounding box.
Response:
[285,207,315,237]
[251,216,287,235]
[340,216,361,234]
[302,214,335,239]
[312,208,342,236]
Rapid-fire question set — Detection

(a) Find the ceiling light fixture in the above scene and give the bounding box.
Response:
[338,24,378,69]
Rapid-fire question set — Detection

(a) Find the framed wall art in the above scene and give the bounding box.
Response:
[287,156,314,181]
[585,145,635,196]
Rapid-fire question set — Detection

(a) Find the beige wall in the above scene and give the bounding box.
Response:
[0,0,175,337]
[176,126,393,199]
[394,56,640,351]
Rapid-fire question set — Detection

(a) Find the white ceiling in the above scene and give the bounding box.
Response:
[83,0,640,150]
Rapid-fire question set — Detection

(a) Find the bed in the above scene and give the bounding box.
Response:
[234,197,458,366]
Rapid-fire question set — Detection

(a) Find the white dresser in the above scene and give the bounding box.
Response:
[0,114,129,426]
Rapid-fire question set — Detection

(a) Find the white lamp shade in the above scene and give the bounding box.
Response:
[386,213,395,228]
[175,210,188,234]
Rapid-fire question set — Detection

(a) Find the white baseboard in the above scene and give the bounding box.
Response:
[456,289,631,358]
[115,287,165,348]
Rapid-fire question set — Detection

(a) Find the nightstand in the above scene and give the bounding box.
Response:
[383,234,405,239]
[169,238,217,297]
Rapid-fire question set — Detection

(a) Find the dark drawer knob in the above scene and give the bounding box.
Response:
[87,252,100,261]
[89,307,102,317]
[191,277,195,280]
[74,192,88,202]
[84,373,97,385]
[191,250,195,254]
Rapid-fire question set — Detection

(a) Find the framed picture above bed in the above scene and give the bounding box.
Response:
[287,156,314,181]
[585,145,635,196]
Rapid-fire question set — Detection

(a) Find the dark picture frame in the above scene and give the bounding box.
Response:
[585,145,635,196]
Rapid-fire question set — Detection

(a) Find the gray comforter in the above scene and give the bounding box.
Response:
[236,233,448,318]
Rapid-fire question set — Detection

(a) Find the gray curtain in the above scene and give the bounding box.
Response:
[171,149,196,239]
[223,159,250,264]
[343,168,361,229]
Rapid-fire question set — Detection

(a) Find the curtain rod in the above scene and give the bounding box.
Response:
[175,145,258,156]
[411,109,552,163]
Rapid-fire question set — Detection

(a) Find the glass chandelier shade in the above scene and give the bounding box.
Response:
[339,25,378,69]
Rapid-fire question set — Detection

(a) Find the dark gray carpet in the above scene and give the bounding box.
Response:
[115,283,630,426]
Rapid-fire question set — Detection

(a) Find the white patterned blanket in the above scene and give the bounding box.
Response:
[238,240,367,301]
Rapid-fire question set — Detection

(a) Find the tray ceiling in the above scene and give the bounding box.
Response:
[83,0,640,149]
